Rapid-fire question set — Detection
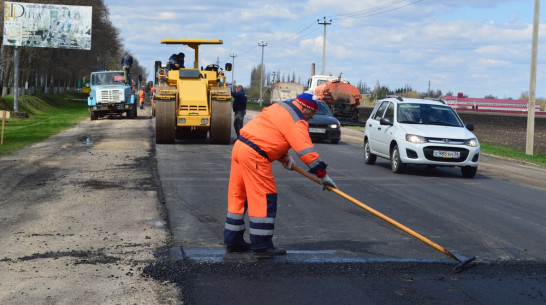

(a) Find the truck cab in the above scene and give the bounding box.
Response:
[87,71,136,120]
[306,74,349,92]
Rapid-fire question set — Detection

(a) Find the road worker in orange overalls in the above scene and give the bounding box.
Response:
[139,85,145,109]
[224,92,337,256]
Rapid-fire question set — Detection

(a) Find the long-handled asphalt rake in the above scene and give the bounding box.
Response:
[291,165,475,272]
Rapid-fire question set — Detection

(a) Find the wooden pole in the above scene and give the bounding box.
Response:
[1,110,6,145]
[526,0,540,155]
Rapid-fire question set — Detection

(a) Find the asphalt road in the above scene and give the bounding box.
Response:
[2,106,544,304]
[149,111,546,304]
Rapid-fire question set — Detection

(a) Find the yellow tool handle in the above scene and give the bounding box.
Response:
[291,165,457,261]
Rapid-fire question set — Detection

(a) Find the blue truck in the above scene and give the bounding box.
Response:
[87,71,136,120]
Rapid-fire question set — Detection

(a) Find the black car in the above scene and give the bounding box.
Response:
[308,100,341,144]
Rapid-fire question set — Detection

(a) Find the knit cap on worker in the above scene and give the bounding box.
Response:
[295,92,318,112]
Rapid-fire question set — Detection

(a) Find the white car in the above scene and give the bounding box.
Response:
[364,96,480,177]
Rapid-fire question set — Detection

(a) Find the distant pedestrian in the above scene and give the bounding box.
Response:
[121,52,133,85]
[231,85,247,138]
[139,86,145,109]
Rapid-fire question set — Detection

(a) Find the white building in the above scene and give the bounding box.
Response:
[270,82,304,103]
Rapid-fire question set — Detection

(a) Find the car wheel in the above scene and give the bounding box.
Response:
[390,144,405,173]
[364,140,376,165]
[331,139,340,144]
[461,166,477,178]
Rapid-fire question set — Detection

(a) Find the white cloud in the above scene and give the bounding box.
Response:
[103,0,546,98]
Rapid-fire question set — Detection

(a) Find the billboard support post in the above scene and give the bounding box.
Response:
[13,47,20,112]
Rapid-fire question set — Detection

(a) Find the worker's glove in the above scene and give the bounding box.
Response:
[281,154,294,170]
[321,174,337,191]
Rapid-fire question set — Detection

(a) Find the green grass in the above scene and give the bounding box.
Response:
[246,103,266,111]
[0,93,88,156]
[480,144,546,166]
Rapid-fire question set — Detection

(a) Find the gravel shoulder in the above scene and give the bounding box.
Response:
[0,107,179,304]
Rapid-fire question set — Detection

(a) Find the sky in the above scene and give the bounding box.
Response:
[103,0,546,99]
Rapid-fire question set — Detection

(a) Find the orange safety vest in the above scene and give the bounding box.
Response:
[139,90,145,102]
[239,100,323,170]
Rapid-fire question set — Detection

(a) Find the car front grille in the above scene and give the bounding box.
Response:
[426,137,466,145]
[423,146,470,162]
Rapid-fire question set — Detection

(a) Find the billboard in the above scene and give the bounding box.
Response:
[3,2,92,50]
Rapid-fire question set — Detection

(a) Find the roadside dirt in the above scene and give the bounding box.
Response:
[0,107,179,304]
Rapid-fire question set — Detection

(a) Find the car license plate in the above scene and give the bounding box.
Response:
[433,150,460,158]
[309,128,326,133]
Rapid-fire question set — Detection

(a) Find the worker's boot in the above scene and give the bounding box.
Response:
[226,241,251,253]
[252,246,286,257]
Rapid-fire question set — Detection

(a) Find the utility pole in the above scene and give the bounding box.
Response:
[258,41,267,105]
[318,17,332,75]
[230,53,237,90]
[527,0,540,155]
[428,80,431,98]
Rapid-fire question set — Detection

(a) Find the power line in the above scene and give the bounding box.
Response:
[332,0,407,18]
[267,20,318,44]
[234,0,424,61]
[330,0,424,20]
[264,0,424,47]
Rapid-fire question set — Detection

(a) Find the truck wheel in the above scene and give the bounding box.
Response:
[89,110,98,121]
[210,98,232,144]
[127,106,137,119]
[155,99,176,144]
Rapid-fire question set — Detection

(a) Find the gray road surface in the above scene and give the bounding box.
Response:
[150,111,546,304]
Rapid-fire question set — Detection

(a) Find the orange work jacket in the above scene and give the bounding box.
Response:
[239,100,324,170]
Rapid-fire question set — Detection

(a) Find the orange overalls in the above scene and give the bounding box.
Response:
[150,86,156,108]
[139,89,145,109]
[224,100,326,250]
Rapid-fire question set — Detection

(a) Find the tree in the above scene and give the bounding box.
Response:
[0,0,147,97]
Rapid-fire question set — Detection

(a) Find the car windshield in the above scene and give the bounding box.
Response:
[92,72,125,85]
[316,101,333,116]
[397,103,463,127]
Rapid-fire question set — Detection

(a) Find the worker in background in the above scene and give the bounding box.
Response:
[139,86,145,109]
[150,85,157,109]
[224,92,337,257]
[231,85,247,138]
[121,52,133,85]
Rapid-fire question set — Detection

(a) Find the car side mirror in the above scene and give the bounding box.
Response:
[466,123,474,131]
[225,63,232,72]
[380,117,393,126]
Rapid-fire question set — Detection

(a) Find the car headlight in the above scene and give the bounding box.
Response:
[465,138,479,147]
[406,134,427,144]
[329,124,340,129]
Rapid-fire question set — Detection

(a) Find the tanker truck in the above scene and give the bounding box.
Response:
[307,73,362,125]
